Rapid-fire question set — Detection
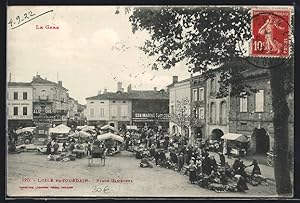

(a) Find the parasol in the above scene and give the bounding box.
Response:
[49,124,71,134]
[16,127,36,134]
[100,125,118,132]
[97,132,124,142]
[69,131,91,138]
[221,133,248,143]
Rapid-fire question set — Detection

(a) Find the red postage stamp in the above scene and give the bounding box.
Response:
[250,8,291,58]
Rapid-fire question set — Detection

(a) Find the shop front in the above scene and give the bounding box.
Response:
[132,112,169,131]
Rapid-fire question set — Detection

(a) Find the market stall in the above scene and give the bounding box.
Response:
[221,133,249,157]
[97,132,124,155]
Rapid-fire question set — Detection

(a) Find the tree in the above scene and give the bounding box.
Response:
[122,6,294,195]
[170,97,191,137]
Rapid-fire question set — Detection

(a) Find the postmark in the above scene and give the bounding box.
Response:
[250,8,291,58]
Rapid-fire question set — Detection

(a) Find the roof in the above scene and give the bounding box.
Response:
[31,75,68,91]
[86,90,169,101]
[167,77,191,88]
[8,82,32,87]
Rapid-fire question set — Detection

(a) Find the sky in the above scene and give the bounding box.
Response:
[7,6,190,104]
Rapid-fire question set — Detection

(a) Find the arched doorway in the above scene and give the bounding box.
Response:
[252,128,270,154]
[183,126,189,137]
[211,129,224,140]
[194,127,203,139]
[172,125,178,134]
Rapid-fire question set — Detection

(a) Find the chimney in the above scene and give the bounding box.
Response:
[103,88,107,94]
[173,76,178,83]
[154,87,157,91]
[97,90,102,95]
[127,84,132,92]
[58,81,62,86]
[121,88,124,92]
[117,82,122,91]
[9,73,11,82]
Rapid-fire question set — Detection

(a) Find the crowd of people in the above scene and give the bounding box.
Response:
[120,128,268,193]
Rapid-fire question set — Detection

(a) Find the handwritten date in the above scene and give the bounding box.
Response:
[8,11,35,27]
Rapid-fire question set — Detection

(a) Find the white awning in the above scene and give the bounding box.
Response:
[49,124,70,134]
[126,125,137,130]
[221,133,248,142]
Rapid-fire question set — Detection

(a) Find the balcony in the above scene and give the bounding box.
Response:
[39,96,49,101]
[33,96,53,103]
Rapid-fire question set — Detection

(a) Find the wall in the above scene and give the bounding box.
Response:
[191,76,207,139]
[229,74,294,153]
[206,72,230,138]
[7,86,33,120]
[86,99,110,121]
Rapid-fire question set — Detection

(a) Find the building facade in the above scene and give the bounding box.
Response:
[86,83,168,131]
[190,75,207,140]
[168,76,191,137]
[206,71,230,140]
[31,74,69,126]
[7,82,33,128]
[131,90,169,130]
[228,65,294,155]
[86,92,132,129]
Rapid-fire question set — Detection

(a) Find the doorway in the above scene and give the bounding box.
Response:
[211,129,224,140]
[195,127,203,139]
[252,128,270,154]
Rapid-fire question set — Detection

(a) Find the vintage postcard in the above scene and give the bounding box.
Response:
[6,5,294,198]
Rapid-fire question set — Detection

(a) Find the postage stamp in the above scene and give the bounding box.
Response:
[250,8,291,58]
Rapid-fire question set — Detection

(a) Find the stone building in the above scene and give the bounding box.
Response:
[228,62,294,155]
[86,83,169,130]
[30,74,69,126]
[206,69,230,140]
[7,82,33,128]
[190,75,207,140]
[168,76,191,137]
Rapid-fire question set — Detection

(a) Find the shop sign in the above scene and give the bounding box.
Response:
[7,115,33,120]
[133,113,169,119]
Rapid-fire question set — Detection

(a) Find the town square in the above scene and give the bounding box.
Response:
[6,6,294,198]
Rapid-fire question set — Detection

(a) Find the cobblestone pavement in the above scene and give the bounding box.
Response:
[7,151,279,198]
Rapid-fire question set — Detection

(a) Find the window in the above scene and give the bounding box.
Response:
[90,101,94,104]
[100,108,105,117]
[210,78,216,94]
[199,108,205,119]
[112,101,116,103]
[255,90,264,112]
[210,102,216,123]
[13,92,18,100]
[90,108,95,117]
[23,107,28,115]
[23,92,27,100]
[171,105,174,114]
[122,106,128,116]
[220,101,227,124]
[199,87,204,101]
[123,101,126,103]
[194,108,198,118]
[240,97,248,112]
[111,107,117,116]
[193,89,198,101]
[13,107,18,115]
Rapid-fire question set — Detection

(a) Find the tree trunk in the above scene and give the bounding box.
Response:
[270,66,292,195]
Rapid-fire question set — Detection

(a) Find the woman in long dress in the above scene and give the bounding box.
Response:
[189,162,197,184]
